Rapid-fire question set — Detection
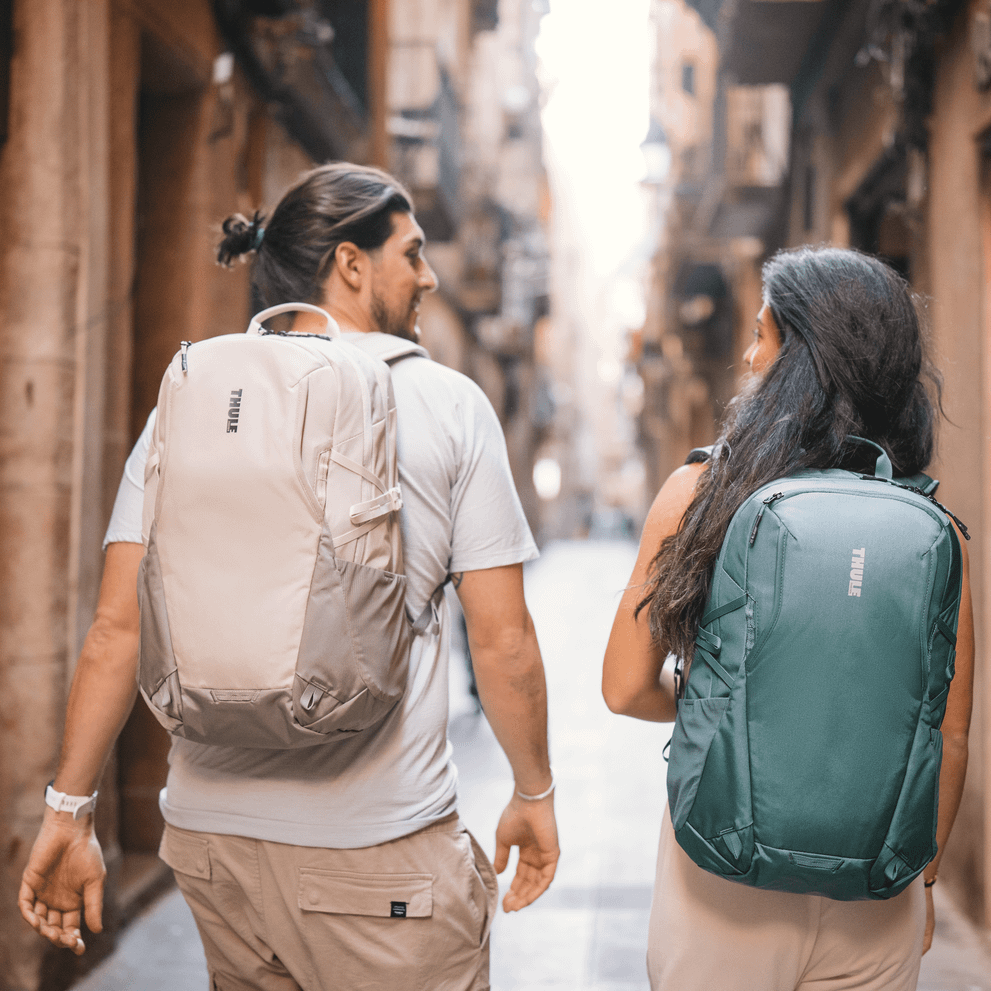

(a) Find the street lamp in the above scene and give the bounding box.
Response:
[640,117,672,186]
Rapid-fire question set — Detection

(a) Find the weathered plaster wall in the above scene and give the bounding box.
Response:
[926,0,991,925]
[0,2,314,985]
[0,1,109,984]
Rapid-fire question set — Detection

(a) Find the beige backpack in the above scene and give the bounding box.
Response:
[138,303,435,748]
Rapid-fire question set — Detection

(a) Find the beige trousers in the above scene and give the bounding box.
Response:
[160,812,497,991]
[648,811,926,991]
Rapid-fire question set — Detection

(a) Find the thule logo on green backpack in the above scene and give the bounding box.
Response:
[848,547,866,597]
[227,390,243,433]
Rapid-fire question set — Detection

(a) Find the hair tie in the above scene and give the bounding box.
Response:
[253,226,265,251]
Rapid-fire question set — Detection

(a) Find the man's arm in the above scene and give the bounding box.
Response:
[455,564,559,912]
[19,541,144,955]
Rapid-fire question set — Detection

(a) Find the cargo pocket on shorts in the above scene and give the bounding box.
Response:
[465,830,498,948]
[297,870,433,919]
[159,825,211,880]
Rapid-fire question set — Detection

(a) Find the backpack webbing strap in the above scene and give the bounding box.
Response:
[935,615,957,646]
[331,448,387,492]
[349,488,403,526]
[411,580,449,635]
[686,593,748,696]
[693,637,735,691]
[695,627,721,653]
[329,448,404,527]
[700,594,747,628]
[333,519,380,550]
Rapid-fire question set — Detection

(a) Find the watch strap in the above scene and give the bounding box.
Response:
[45,781,98,820]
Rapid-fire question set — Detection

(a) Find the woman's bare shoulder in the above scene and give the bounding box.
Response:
[641,461,707,548]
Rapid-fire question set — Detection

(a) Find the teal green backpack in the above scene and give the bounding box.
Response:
[667,439,964,900]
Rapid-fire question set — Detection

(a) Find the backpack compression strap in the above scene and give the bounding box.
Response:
[321,333,427,551]
[343,330,445,632]
[410,580,449,635]
[692,595,748,690]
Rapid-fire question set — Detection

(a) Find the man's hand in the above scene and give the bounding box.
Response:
[493,791,559,912]
[17,541,142,954]
[456,565,558,910]
[18,814,106,955]
[922,886,935,954]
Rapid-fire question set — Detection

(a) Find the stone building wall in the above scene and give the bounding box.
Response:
[922,0,991,924]
[0,3,328,986]
[638,0,724,497]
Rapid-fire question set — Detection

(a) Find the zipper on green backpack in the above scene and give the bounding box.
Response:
[749,492,784,546]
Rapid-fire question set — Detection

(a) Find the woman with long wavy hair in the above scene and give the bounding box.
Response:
[602,246,974,991]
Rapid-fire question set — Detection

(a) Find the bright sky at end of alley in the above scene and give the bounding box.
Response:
[536,0,652,287]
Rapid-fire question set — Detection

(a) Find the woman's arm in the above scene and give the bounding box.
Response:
[922,518,974,952]
[602,462,707,721]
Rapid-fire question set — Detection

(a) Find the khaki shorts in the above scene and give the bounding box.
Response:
[647,810,926,991]
[160,812,498,991]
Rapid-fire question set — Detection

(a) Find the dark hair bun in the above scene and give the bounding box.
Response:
[217,210,265,267]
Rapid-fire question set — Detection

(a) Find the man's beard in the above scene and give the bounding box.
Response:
[371,290,419,341]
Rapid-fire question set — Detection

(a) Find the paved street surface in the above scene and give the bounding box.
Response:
[72,540,991,990]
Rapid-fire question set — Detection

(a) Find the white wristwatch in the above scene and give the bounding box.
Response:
[45,781,98,820]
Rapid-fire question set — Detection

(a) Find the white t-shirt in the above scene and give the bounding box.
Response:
[105,345,538,848]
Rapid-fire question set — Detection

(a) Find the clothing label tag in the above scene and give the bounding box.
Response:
[390,901,407,918]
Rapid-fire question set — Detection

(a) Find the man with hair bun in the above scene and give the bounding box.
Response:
[19,162,559,991]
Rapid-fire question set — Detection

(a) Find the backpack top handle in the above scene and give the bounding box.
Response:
[247,302,341,338]
[847,435,893,480]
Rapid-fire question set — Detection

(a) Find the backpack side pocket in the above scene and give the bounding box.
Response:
[137,526,183,732]
[868,719,941,899]
[668,697,730,831]
[294,528,411,735]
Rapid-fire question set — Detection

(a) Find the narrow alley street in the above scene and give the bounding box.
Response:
[70,541,991,991]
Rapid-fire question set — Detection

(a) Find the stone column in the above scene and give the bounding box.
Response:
[0,0,114,986]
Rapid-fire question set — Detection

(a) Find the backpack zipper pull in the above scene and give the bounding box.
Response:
[180,341,192,374]
[749,492,783,546]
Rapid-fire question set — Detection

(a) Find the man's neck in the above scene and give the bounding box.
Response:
[292,302,372,337]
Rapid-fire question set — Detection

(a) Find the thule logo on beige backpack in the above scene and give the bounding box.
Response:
[227,390,243,433]
[848,547,866,597]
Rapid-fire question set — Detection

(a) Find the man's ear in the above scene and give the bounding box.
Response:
[334,241,365,290]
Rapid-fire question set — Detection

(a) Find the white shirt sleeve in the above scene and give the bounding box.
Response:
[102,408,157,549]
[448,380,538,574]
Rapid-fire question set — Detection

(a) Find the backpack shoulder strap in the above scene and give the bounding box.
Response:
[886,471,970,539]
[346,331,430,366]
[897,471,938,496]
[685,445,715,465]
